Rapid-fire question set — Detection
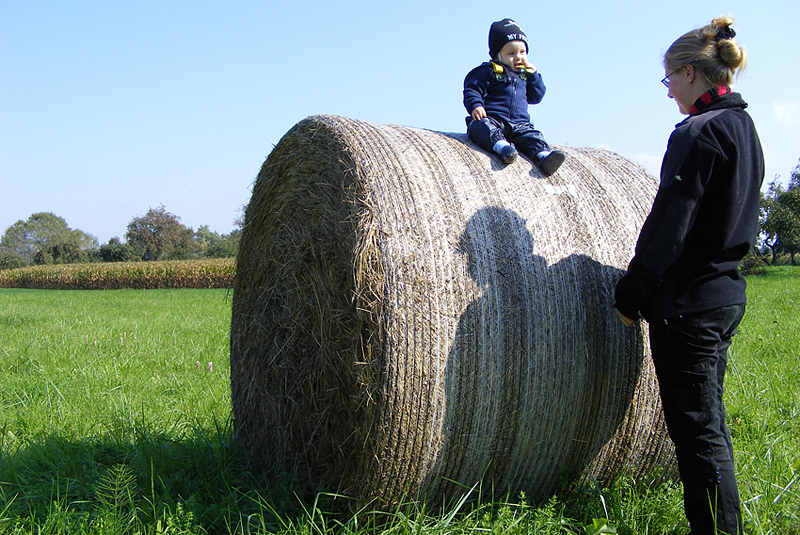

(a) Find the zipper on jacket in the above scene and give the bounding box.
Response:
[510,76,518,119]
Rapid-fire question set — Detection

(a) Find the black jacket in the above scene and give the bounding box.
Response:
[615,90,764,321]
[463,62,546,125]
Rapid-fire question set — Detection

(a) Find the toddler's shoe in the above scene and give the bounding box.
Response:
[538,150,566,176]
[499,145,518,165]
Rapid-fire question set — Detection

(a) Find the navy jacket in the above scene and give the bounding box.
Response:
[614,91,764,321]
[463,62,546,125]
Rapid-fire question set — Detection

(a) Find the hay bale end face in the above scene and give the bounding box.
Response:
[230,115,674,509]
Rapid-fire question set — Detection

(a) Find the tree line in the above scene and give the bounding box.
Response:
[0,205,243,270]
[760,160,800,265]
[2,158,798,272]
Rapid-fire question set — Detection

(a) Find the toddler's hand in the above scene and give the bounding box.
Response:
[471,106,487,121]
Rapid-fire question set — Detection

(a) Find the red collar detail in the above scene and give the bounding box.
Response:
[689,86,732,115]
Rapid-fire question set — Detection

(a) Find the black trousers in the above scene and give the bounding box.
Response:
[649,304,745,535]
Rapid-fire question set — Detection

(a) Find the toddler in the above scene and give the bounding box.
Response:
[463,19,565,176]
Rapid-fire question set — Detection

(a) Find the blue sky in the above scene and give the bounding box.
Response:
[2,0,798,244]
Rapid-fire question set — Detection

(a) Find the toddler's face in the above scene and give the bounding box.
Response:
[497,41,527,73]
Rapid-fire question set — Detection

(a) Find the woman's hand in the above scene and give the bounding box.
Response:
[615,309,636,328]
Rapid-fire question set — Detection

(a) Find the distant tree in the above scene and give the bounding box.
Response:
[739,249,767,275]
[70,229,98,251]
[194,225,220,254]
[125,205,198,261]
[208,202,246,259]
[783,163,800,264]
[0,250,26,270]
[0,212,98,266]
[234,202,247,230]
[761,160,800,265]
[195,225,239,258]
[97,237,139,263]
[33,241,89,265]
[761,182,782,263]
[210,230,240,258]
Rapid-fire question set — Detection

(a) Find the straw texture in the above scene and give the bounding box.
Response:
[230,114,675,510]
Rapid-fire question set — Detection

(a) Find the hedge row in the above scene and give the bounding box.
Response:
[0,258,235,290]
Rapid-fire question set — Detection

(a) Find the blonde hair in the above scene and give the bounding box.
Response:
[664,15,747,86]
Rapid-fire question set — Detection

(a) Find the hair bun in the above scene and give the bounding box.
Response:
[716,26,736,40]
[666,15,746,85]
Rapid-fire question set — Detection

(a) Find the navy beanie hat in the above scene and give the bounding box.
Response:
[489,19,528,59]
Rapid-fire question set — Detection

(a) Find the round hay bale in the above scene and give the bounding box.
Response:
[230,114,675,509]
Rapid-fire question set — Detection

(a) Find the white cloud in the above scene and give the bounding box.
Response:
[631,153,662,178]
[593,143,661,179]
[773,100,800,126]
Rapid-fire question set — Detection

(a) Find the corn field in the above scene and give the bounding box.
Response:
[0,258,234,290]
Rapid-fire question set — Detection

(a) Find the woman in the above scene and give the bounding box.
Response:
[614,16,763,535]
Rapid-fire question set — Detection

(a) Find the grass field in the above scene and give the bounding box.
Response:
[0,268,798,534]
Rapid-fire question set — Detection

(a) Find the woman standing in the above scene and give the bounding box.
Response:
[614,16,763,535]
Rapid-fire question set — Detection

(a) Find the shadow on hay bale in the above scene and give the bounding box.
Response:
[230,114,676,511]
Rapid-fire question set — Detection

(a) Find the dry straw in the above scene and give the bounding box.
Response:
[230,115,675,510]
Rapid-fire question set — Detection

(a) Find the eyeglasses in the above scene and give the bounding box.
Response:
[661,67,682,88]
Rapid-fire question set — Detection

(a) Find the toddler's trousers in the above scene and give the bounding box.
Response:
[467,116,550,159]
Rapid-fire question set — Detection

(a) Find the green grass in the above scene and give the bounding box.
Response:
[0,268,798,534]
[725,266,800,533]
[0,289,231,434]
